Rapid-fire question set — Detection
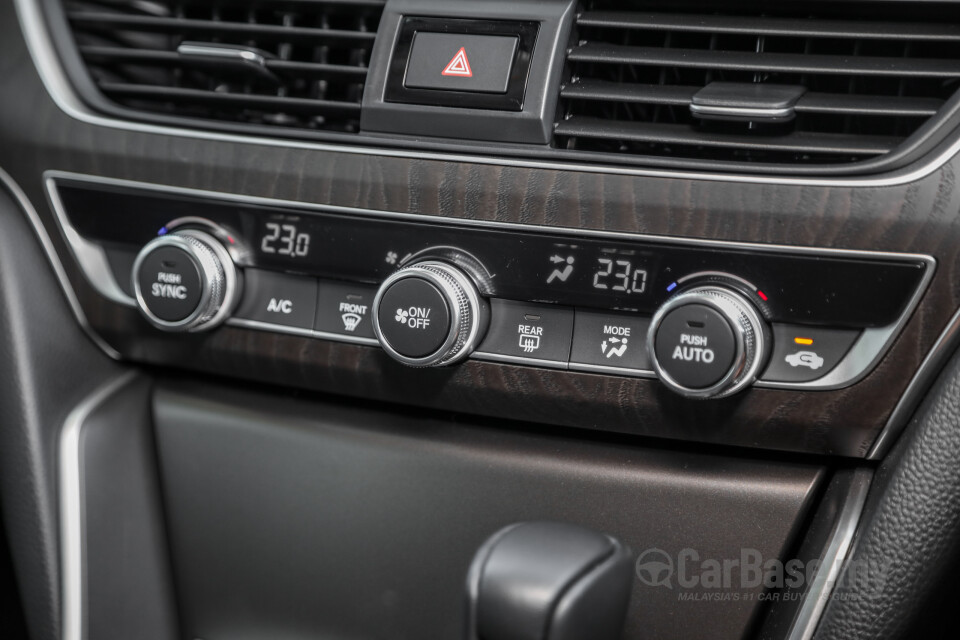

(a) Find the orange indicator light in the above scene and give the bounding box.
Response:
[794,337,814,345]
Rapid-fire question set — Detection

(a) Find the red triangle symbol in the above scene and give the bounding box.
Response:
[442,47,473,77]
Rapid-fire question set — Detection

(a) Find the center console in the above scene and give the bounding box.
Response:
[45,172,936,456]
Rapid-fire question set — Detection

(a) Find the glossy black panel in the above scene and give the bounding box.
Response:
[57,180,928,327]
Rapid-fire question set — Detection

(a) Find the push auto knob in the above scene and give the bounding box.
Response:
[647,286,768,398]
[132,229,240,332]
[372,261,488,366]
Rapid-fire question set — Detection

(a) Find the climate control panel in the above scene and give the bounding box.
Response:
[52,175,933,398]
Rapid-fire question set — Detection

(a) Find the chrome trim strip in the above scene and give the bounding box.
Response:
[0,168,122,359]
[472,352,570,369]
[785,468,873,640]
[312,328,379,346]
[227,317,381,346]
[568,362,656,378]
[177,43,268,68]
[228,317,314,338]
[689,104,795,121]
[60,371,140,640]
[868,305,960,459]
[43,171,936,390]
[12,0,960,189]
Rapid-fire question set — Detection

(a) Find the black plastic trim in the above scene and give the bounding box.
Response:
[384,17,538,111]
[361,0,575,144]
[31,0,960,177]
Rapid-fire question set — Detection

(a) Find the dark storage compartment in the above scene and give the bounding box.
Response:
[148,381,825,640]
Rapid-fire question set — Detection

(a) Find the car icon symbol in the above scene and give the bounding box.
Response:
[785,351,825,370]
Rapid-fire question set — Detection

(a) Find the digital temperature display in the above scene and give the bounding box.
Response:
[260,222,311,258]
[592,257,648,294]
[542,246,656,307]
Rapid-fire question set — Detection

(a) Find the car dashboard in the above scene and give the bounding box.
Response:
[2,1,960,640]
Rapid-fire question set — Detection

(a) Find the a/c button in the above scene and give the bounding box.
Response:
[234,269,318,329]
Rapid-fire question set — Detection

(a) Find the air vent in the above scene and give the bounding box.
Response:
[64,0,385,133]
[555,2,960,169]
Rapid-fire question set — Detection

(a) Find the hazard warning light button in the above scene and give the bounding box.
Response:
[404,32,519,94]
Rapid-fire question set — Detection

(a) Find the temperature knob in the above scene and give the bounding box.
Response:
[647,286,768,398]
[131,229,240,332]
[372,261,488,366]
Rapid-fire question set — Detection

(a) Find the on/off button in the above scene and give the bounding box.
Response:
[376,277,451,358]
[652,304,736,389]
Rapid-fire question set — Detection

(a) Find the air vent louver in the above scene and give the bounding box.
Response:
[555,2,960,168]
[65,0,384,132]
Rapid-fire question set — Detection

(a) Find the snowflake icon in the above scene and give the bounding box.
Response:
[395,308,409,323]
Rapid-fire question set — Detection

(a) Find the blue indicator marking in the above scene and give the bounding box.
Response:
[666,282,677,292]
[158,226,168,235]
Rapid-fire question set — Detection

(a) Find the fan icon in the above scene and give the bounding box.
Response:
[395,308,409,324]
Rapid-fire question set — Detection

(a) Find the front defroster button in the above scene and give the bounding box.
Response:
[315,281,377,339]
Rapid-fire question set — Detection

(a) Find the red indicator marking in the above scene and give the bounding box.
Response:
[227,235,236,244]
[757,290,769,301]
[442,47,473,77]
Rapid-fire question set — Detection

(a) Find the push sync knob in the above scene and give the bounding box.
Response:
[372,261,488,367]
[647,286,768,399]
[132,229,240,332]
